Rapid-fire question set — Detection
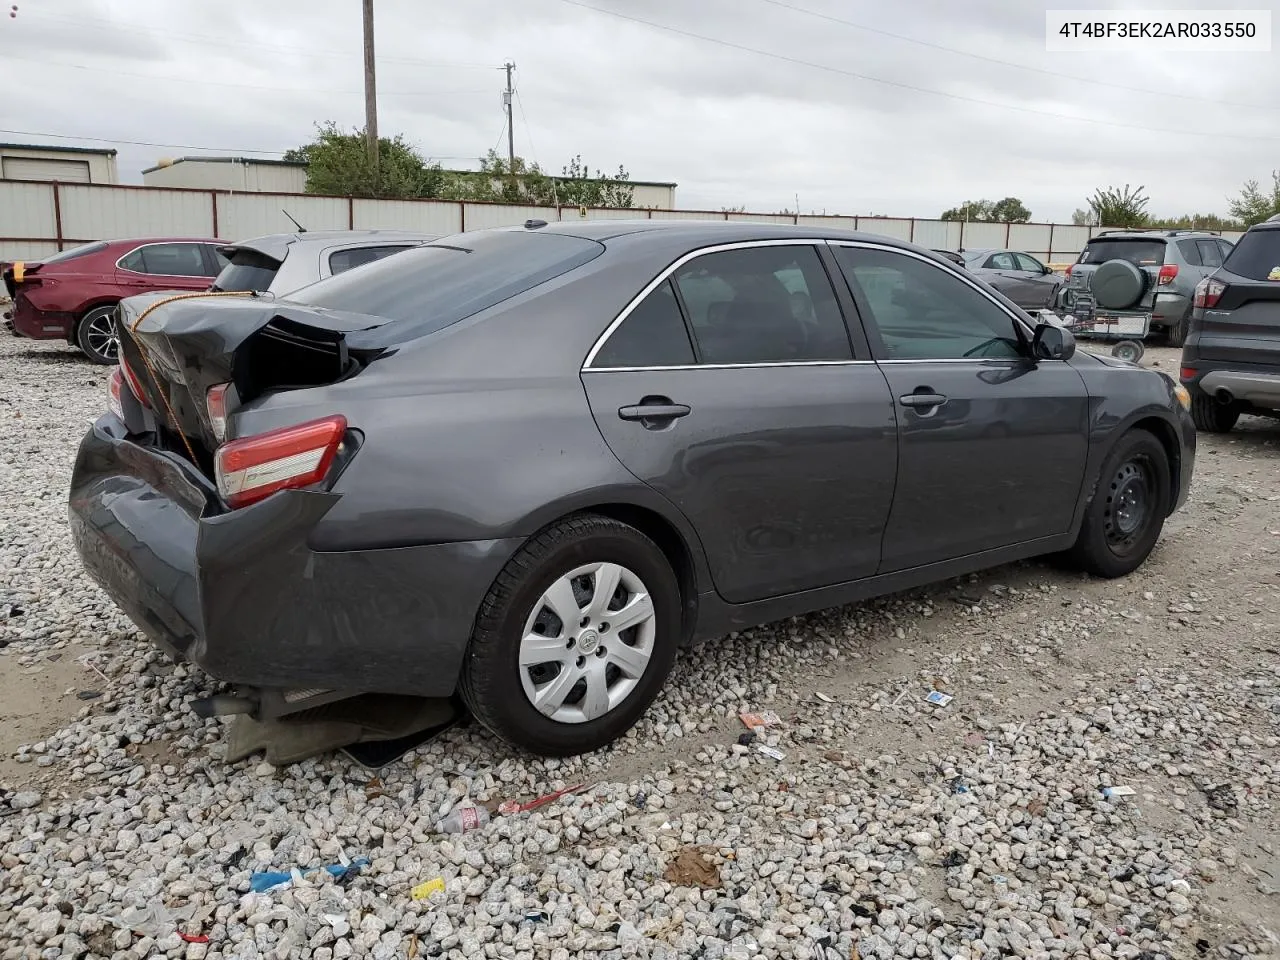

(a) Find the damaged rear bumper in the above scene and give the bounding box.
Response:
[69,416,521,708]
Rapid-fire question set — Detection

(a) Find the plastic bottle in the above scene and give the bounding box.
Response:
[435,804,490,835]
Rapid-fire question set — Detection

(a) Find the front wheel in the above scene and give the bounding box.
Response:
[75,305,119,365]
[459,515,682,756]
[1066,430,1171,578]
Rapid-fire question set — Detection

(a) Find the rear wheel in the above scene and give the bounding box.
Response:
[1191,394,1239,433]
[1165,313,1189,348]
[1111,340,1144,364]
[459,514,681,756]
[75,305,119,365]
[1066,430,1171,578]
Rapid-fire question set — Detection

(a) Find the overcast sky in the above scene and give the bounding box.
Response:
[1,0,1275,222]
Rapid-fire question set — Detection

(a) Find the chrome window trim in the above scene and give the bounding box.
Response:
[582,236,1058,373]
[824,239,1047,348]
[114,241,212,279]
[582,239,842,371]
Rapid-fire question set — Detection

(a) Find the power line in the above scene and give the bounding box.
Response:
[0,128,483,161]
[555,0,1280,142]
[0,53,491,97]
[756,0,1275,111]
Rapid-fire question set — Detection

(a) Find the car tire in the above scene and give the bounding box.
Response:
[1165,313,1189,348]
[459,514,682,756]
[75,305,120,365]
[1191,394,1239,433]
[1066,430,1171,579]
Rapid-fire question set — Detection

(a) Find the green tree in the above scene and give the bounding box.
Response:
[1228,171,1280,227]
[990,197,1032,223]
[1088,184,1149,228]
[940,199,995,222]
[1147,212,1243,231]
[286,122,445,199]
[1071,208,1097,226]
[441,150,633,208]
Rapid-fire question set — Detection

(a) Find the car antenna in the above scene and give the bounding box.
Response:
[281,209,307,233]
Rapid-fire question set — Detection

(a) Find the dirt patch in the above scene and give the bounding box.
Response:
[0,644,94,785]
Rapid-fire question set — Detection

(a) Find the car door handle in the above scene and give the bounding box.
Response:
[618,401,691,422]
[899,392,947,409]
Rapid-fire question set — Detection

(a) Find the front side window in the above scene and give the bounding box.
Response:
[1014,253,1045,273]
[832,246,1023,361]
[138,243,208,277]
[671,245,851,364]
[590,279,694,368]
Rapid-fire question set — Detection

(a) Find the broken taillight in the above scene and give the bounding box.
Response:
[1194,277,1225,309]
[118,355,151,410]
[214,415,347,509]
[207,383,230,443]
[107,368,125,421]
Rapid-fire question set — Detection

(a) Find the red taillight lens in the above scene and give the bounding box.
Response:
[1194,277,1225,309]
[1180,366,1198,381]
[1065,264,1074,277]
[107,368,125,421]
[207,383,229,443]
[1158,264,1178,285]
[214,415,347,509]
[118,356,151,410]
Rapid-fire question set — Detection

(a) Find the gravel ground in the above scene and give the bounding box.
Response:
[2,336,1278,960]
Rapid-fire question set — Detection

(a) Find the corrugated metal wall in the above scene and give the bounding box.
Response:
[0,178,1248,265]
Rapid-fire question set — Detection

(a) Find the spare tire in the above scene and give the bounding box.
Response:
[1092,259,1147,310]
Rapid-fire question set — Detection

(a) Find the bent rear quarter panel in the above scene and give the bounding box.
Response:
[233,242,716,585]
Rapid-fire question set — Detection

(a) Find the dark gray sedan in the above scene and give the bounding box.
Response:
[963,248,1065,311]
[69,221,1195,757]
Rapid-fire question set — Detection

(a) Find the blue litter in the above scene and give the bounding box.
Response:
[250,857,371,893]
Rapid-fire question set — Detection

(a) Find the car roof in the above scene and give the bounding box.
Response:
[484,218,949,252]
[221,230,438,261]
[1088,230,1218,240]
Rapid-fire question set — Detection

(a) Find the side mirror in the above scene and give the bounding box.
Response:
[1042,264,1053,275]
[1032,321,1075,361]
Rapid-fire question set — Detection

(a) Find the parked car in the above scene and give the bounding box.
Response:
[961,248,1063,312]
[3,238,226,363]
[931,249,965,267]
[69,221,1195,757]
[1062,229,1233,347]
[211,230,437,296]
[1179,214,1280,433]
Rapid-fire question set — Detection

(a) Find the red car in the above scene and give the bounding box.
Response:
[3,237,226,364]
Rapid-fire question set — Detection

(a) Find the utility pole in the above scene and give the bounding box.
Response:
[503,61,516,173]
[362,0,379,172]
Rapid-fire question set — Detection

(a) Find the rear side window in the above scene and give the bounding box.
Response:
[138,243,208,276]
[213,248,282,292]
[1195,239,1223,268]
[44,240,107,264]
[1177,239,1202,266]
[671,245,851,364]
[1078,239,1166,266]
[1223,228,1280,281]
[328,244,414,275]
[118,249,146,272]
[591,280,694,368]
[291,231,604,328]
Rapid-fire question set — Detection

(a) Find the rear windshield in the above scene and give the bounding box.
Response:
[289,230,605,329]
[42,240,108,264]
[1078,238,1166,267]
[1223,228,1280,282]
[212,248,282,293]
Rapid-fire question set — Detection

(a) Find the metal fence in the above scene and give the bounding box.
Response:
[0,178,1247,265]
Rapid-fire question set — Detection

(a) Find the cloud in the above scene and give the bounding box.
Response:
[0,0,1275,221]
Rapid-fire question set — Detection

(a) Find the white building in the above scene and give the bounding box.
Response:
[141,156,678,209]
[0,143,118,183]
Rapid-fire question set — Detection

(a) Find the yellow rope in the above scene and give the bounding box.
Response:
[118,291,257,465]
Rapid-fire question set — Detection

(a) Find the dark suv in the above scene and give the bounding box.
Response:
[1179,214,1280,433]
[1064,229,1234,347]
